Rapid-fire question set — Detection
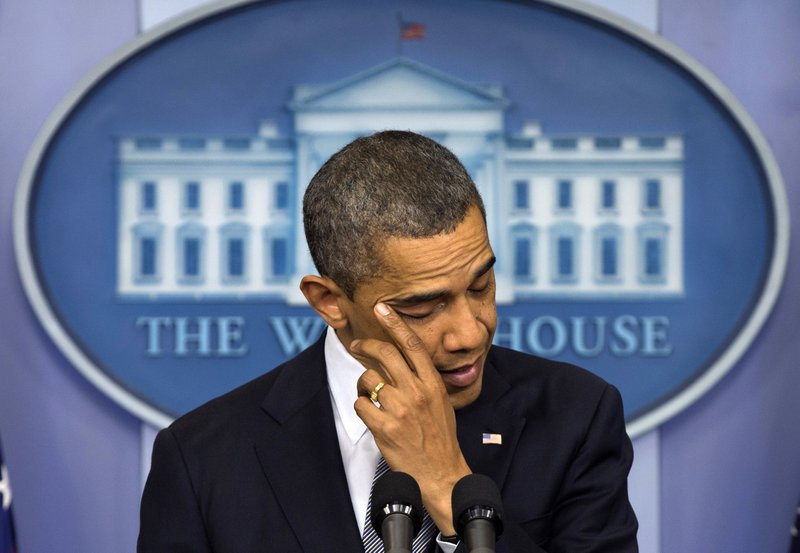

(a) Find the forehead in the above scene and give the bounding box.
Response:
[359,206,493,297]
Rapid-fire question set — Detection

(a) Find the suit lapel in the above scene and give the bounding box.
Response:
[253,338,363,552]
[249,341,525,551]
[456,355,527,490]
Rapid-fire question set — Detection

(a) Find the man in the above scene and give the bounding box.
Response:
[138,131,638,552]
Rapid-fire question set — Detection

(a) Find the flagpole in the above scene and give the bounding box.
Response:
[396,12,403,57]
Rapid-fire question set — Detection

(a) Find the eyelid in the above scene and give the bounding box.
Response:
[392,268,494,318]
[396,309,434,324]
[398,311,432,321]
[395,300,445,321]
[469,274,493,291]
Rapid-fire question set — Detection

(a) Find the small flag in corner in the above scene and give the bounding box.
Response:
[482,433,502,445]
[399,20,426,41]
[0,436,18,553]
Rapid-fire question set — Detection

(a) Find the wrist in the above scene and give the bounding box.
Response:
[424,465,472,536]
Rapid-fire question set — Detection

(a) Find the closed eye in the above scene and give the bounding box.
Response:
[469,282,491,293]
[397,311,433,321]
[468,272,494,295]
[395,301,446,322]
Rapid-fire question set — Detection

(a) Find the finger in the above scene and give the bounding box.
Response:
[347,345,396,387]
[374,302,439,381]
[354,396,384,429]
[350,337,418,389]
[356,369,393,404]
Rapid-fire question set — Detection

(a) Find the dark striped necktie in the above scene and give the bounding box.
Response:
[362,457,437,553]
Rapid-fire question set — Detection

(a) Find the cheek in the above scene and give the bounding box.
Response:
[477,297,498,335]
[349,311,386,342]
[417,326,442,357]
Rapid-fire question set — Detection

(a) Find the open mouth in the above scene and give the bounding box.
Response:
[438,359,481,388]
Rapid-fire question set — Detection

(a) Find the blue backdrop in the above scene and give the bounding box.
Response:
[0,1,798,552]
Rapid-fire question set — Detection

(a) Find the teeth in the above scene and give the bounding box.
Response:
[439,361,478,373]
[444,365,470,373]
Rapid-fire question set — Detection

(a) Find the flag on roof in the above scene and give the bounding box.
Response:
[399,20,426,40]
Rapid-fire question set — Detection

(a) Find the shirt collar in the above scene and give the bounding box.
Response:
[325,326,369,444]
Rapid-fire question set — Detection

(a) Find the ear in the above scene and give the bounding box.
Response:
[299,275,349,329]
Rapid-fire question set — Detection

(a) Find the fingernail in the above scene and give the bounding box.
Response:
[375,303,391,316]
[350,339,361,349]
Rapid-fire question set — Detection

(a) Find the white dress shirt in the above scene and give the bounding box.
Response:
[324,327,458,552]
[325,326,382,536]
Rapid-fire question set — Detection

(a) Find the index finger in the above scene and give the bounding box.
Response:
[373,302,439,381]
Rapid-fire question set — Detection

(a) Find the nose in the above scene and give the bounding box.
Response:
[442,295,486,354]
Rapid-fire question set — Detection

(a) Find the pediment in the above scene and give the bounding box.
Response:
[290,58,509,111]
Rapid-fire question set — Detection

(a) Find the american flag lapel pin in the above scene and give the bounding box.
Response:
[482,432,502,445]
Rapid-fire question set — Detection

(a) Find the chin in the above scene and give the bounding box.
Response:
[448,382,482,410]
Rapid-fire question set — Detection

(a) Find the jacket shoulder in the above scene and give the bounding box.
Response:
[487,345,621,428]
[167,337,325,442]
[488,344,608,392]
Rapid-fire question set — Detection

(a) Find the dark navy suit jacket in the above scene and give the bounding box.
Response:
[138,337,638,552]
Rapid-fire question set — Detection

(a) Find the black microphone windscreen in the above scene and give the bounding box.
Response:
[370,471,424,538]
[451,473,504,535]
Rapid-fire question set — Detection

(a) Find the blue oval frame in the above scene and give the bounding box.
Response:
[13,0,789,436]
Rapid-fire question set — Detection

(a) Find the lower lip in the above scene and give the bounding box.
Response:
[439,361,481,388]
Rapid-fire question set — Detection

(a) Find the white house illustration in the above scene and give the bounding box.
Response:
[116,58,684,303]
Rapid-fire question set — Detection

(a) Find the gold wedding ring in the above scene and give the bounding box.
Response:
[369,381,386,403]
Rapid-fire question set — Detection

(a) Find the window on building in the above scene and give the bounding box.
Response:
[183,238,200,277]
[275,181,289,211]
[551,137,577,150]
[140,237,157,277]
[558,238,573,276]
[132,222,163,283]
[593,224,622,283]
[184,181,200,212]
[557,179,572,210]
[505,137,535,149]
[550,223,580,284]
[645,238,661,276]
[223,138,250,150]
[637,223,668,284]
[644,178,662,211]
[220,223,249,283]
[141,181,157,213]
[229,181,245,211]
[263,227,292,282]
[228,239,244,277]
[513,180,530,210]
[177,223,206,284]
[510,224,537,283]
[272,238,288,276]
[594,137,621,150]
[639,137,666,149]
[178,138,206,151]
[135,137,162,150]
[602,237,617,276]
[601,180,616,210]
[514,238,531,277]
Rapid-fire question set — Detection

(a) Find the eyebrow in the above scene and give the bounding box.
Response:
[388,256,496,308]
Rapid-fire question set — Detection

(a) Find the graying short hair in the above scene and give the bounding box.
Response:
[303,130,485,298]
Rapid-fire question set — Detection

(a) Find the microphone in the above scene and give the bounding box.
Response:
[451,474,504,553]
[370,471,424,553]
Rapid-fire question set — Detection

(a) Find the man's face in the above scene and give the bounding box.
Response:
[338,205,497,410]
